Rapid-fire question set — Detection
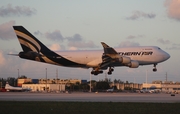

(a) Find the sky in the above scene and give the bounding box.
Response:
[0,0,180,83]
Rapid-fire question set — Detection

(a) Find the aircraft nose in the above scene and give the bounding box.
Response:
[163,52,170,61]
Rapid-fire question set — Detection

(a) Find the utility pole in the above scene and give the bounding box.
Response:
[16,69,20,86]
[146,70,148,91]
[113,75,114,90]
[56,68,60,91]
[46,68,47,92]
[90,73,91,92]
[56,68,58,83]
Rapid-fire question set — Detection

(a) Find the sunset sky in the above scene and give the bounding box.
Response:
[0,0,180,83]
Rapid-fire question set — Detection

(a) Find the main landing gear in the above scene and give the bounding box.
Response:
[153,64,157,72]
[107,67,114,75]
[91,67,114,75]
[91,70,103,75]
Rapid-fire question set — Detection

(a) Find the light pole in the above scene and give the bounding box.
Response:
[56,68,60,91]
[16,69,20,86]
[17,69,19,77]
[46,68,47,92]
[90,73,91,92]
[146,70,148,91]
[113,74,114,90]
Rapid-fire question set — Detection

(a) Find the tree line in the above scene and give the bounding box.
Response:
[0,75,27,87]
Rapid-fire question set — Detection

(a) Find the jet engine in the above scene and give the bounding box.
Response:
[127,60,139,68]
[117,56,131,64]
[112,55,131,64]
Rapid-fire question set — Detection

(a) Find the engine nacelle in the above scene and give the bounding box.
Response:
[128,60,139,68]
[118,57,131,64]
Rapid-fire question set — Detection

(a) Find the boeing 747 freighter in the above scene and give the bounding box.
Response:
[12,26,170,75]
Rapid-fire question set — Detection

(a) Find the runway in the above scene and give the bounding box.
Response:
[0,92,180,103]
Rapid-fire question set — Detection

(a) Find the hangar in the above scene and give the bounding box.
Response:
[22,84,65,92]
[142,81,180,93]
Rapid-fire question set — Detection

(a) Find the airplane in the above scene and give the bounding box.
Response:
[11,26,170,75]
[106,88,114,92]
[5,82,31,92]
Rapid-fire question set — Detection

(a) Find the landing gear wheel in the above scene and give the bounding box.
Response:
[92,71,98,75]
[91,70,103,75]
[91,71,95,74]
[94,72,98,75]
[107,67,113,75]
[153,64,157,72]
[99,70,103,74]
[108,72,112,75]
[153,68,157,72]
[110,68,114,72]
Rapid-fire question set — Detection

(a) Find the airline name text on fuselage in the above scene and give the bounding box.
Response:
[118,51,153,56]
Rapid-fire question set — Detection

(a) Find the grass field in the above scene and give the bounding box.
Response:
[0,101,180,114]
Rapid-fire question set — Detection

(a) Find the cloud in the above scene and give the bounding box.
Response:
[157,38,171,45]
[126,35,136,39]
[68,40,98,49]
[118,41,140,47]
[166,43,180,50]
[126,11,156,20]
[34,30,42,36]
[49,43,62,51]
[126,35,145,39]
[0,21,16,40]
[68,47,78,50]
[165,0,180,21]
[66,34,98,49]
[45,30,98,49]
[0,4,36,17]
[45,30,64,41]
[66,34,83,42]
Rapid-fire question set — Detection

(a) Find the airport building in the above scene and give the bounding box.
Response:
[18,78,86,85]
[17,78,32,86]
[142,81,180,93]
[19,78,87,92]
[22,84,65,92]
[110,80,180,93]
[38,79,86,85]
[112,83,143,90]
[3,78,180,93]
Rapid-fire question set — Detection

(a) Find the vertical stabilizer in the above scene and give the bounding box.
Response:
[13,26,51,53]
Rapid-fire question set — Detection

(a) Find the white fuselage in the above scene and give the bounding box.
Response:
[5,84,23,91]
[56,46,170,68]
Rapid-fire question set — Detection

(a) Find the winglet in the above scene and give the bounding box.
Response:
[101,42,110,48]
[101,42,117,54]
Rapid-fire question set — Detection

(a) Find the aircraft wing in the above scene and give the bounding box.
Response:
[99,42,131,70]
[101,42,118,55]
[100,42,118,69]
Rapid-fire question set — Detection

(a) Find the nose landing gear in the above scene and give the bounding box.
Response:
[153,64,157,72]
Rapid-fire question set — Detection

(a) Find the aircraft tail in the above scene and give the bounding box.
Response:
[12,26,62,64]
[5,82,12,88]
[13,26,51,53]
